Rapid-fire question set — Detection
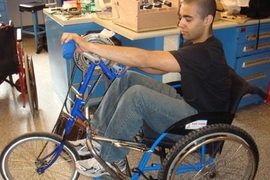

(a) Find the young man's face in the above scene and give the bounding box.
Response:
[178,3,208,43]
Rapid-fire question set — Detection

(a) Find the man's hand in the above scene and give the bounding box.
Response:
[61,33,90,53]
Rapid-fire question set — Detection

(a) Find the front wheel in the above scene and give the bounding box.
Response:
[0,132,80,180]
[158,124,259,180]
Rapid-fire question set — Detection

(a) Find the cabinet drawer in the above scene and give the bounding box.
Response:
[236,39,270,57]
[236,52,270,76]
[243,72,269,89]
[236,23,270,57]
[237,23,270,44]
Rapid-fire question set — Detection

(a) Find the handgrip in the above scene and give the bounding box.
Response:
[61,39,127,78]
[62,40,76,59]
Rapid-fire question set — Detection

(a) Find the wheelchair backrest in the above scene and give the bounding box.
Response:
[0,24,19,78]
[227,67,250,114]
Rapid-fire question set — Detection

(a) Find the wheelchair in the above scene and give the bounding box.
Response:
[0,32,268,180]
[0,21,38,116]
[137,66,268,179]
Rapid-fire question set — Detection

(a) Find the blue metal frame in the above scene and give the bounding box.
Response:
[37,40,214,179]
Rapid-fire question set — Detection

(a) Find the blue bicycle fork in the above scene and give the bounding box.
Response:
[37,58,116,174]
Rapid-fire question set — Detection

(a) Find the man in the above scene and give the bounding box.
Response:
[61,0,231,177]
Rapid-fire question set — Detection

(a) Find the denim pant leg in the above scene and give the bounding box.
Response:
[91,71,197,162]
[91,70,166,136]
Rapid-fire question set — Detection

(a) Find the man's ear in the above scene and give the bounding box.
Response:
[205,14,214,25]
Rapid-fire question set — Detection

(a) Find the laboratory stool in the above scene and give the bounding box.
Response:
[19,1,46,53]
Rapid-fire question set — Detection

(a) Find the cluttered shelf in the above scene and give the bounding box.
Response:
[43,8,270,41]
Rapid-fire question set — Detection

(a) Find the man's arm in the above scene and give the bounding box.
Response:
[138,67,168,75]
[61,33,181,74]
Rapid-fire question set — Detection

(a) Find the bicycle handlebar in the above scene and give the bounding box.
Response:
[62,40,127,78]
[62,40,76,60]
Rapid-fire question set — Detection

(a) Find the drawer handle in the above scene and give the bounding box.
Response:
[246,32,270,41]
[243,42,270,52]
[242,57,270,68]
[244,72,266,82]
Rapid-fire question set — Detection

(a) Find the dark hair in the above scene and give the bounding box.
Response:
[182,0,217,19]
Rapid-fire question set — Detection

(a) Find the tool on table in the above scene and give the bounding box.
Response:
[157,0,172,7]
[140,0,172,9]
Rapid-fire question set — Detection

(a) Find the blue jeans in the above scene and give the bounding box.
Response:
[91,70,197,162]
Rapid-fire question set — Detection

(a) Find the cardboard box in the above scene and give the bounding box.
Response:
[111,0,180,32]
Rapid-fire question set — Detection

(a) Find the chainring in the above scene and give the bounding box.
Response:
[74,33,115,74]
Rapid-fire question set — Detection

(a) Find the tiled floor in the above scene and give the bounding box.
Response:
[0,36,270,179]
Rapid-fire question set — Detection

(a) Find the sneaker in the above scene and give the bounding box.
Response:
[69,139,101,156]
[76,158,126,178]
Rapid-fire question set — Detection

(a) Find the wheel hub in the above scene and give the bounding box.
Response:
[202,164,217,179]
[35,158,48,174]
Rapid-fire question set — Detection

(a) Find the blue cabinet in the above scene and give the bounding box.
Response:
[215,22,270,108]
[0,0,8,24]
[44,14,162,106]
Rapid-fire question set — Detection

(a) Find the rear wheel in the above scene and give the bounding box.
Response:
[158,124,259,180]
[24,54,39,116]
[0,132,80,180]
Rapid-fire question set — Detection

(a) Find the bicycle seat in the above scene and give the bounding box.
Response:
[141,66,268,149]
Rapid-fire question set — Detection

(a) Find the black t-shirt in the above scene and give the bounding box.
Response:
[170,36,231,112]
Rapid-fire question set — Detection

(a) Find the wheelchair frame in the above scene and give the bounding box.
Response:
[0,37,268,180]
[0,22,38,116]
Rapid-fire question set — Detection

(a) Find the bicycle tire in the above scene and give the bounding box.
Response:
[158,124,259,180]
[0,132,80,180]
[24,54,39,116]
